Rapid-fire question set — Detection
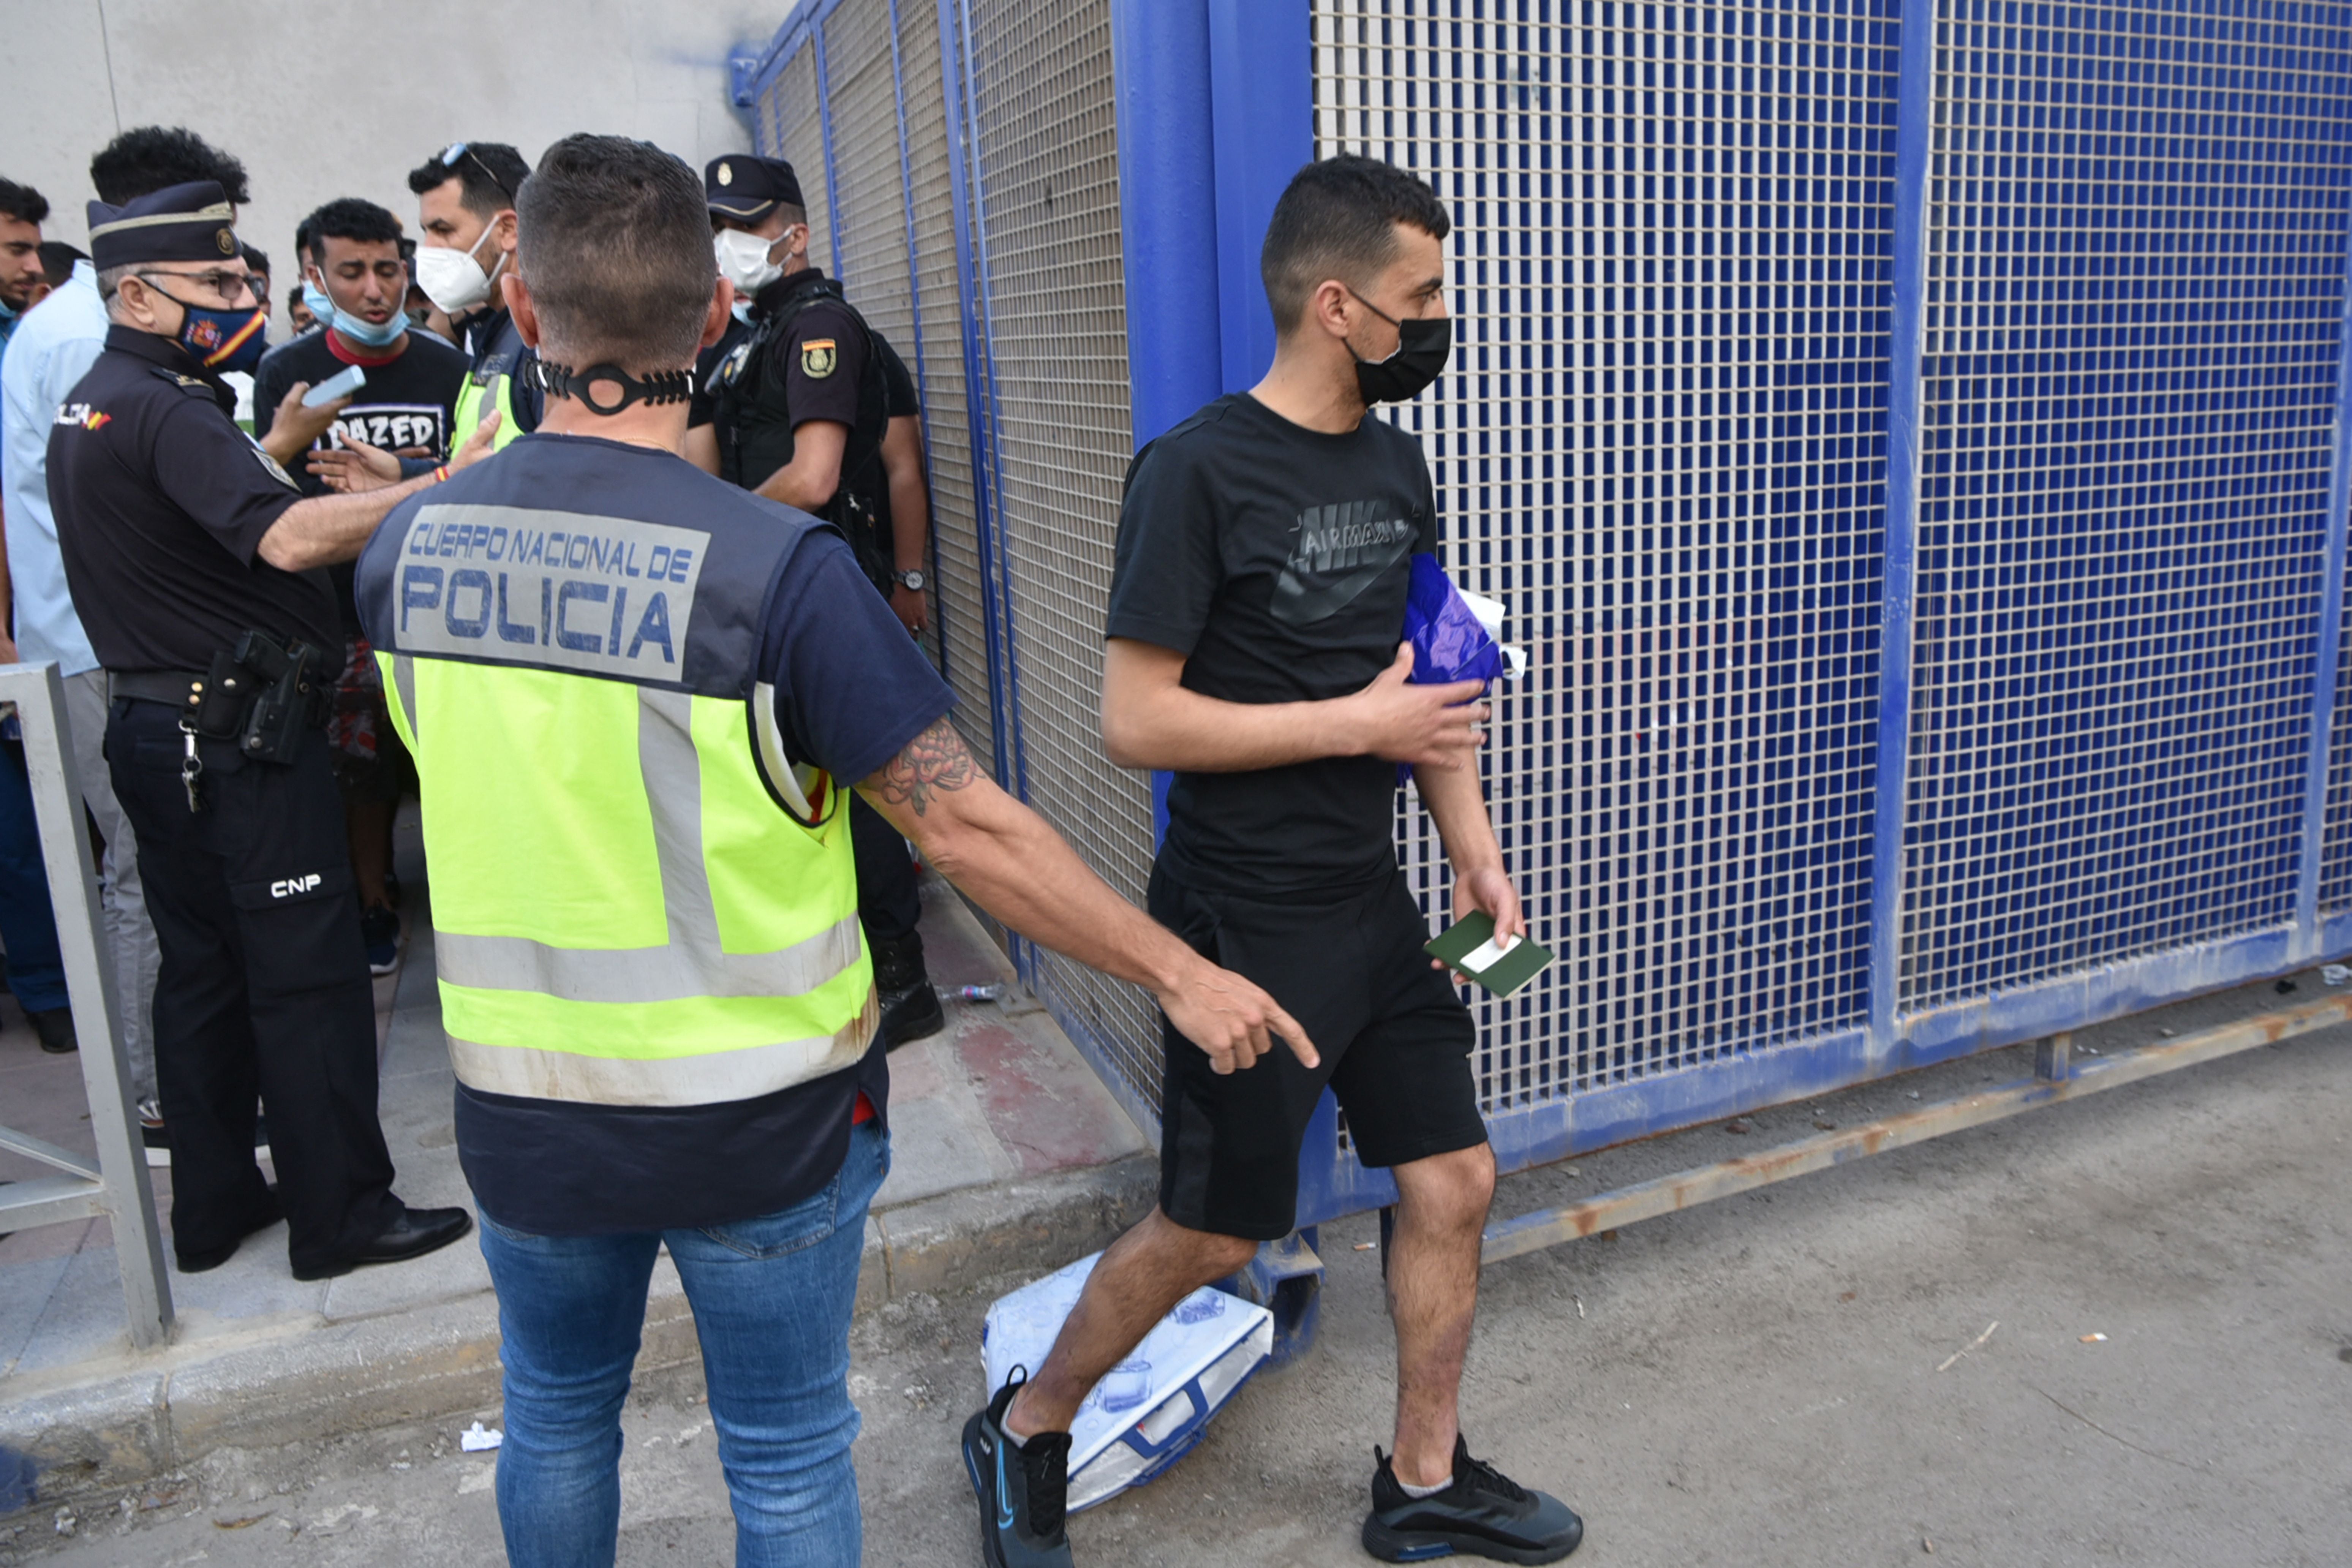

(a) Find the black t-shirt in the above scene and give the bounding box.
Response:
[252,327,468,497]
[355,432,956,1235]
[253,328,468,629]
[49,326,334,670]
[1105,393,1437,895]
[876,333,919,418]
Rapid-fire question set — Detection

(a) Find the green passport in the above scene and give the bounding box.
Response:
[1424,911,1554,996]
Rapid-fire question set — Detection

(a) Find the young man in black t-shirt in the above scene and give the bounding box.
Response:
[253,198,466,972]
[963,158,1584,1566]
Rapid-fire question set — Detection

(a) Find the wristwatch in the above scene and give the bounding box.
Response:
[891,569,926,593]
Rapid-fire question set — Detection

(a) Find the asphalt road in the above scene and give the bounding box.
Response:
[8,975,2350,1566]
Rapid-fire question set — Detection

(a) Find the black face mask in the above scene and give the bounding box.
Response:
[1347,291,1451,405]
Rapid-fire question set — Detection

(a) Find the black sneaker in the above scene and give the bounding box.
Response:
[961,1368,1074,1568]
[140,1098,171,1168]
[1363,1436,1583,1564]
[362,905,402,976]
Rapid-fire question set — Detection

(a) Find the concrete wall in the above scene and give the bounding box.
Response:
[9,0,784,332]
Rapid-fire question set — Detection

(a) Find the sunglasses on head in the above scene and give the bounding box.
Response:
[440,142,516,205]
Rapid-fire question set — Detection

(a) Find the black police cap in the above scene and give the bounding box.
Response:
[87,180,240,272]
[706,155,803,221]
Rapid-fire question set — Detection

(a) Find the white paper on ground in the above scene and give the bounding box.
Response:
[982,1252,1272,1512]
[1459,931,1521,972]
[460,1422,503,1453]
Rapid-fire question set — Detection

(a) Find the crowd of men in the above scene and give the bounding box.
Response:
[0,125,1584,1566]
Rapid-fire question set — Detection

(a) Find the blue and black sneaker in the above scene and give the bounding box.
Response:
[1362,1436,1583,1563]
[961,1367,1075,1568]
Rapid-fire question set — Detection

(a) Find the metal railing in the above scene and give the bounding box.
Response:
[0,662,171,1350]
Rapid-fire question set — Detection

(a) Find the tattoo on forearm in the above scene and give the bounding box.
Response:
[867,716,978,817]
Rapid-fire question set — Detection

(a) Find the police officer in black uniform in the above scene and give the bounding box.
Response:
[48,181,476,1280]
[692,153,943,1048]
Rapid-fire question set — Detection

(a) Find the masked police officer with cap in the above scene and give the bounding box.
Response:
[690,153,945,1049]
[48,179,485,1280]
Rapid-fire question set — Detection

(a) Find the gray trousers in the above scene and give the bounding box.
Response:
[62,666,160,1100]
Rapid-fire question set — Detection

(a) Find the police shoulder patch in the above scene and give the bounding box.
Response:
[242,432,301,492]
[799,338,838,379]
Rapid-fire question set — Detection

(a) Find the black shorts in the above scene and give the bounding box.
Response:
[1152,863,1487,1241]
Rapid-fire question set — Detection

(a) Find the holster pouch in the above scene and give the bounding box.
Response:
[193,649,251,740]
[225,630,324,765]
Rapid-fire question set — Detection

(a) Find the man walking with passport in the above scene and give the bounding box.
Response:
[963,156,1584,1565]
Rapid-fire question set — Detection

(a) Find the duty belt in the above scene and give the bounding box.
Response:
[108,669,213,711]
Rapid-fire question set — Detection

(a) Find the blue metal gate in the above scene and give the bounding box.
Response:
[732,0,2352,1228]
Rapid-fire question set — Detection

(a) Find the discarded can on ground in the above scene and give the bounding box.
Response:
[943,983,1003,1003]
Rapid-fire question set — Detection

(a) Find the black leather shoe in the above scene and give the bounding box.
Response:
[1363,1436,1583,1563]
[29,1006,77,1055]
[176,1186,284,1274]
[871,931,945,1049]
[292,1205,473,1281]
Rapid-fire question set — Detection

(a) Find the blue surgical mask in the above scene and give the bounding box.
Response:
[310,270,406,349]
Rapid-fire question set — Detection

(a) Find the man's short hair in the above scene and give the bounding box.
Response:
[303,198,403,263]
[0,178,49,228]
[286,281,310,311]
[38,241,85,288]
[408,142,530,218]
[90,127,251,206]
[1260,155,1450,334]
[240,242,270,280]
[515,134,712,373]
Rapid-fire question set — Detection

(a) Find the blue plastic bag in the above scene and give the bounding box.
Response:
[1397,555,1503,784]
[1404,554,1506,687]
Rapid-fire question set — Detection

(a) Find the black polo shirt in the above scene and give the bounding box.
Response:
[48,325,337,672]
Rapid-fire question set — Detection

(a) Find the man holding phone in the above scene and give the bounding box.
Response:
[253,198,467,972]
[963,156,1582,1566]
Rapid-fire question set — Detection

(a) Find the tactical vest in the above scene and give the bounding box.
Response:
[708,277,892,581]
[455,315,532,453]
[357,475,876,1108]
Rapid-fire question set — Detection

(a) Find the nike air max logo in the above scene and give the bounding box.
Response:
[1271,501,1417,626]
[994,1442,1015,1530]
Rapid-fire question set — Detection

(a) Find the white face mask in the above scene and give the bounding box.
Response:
[415,222,504,316]
[714,228,784,299]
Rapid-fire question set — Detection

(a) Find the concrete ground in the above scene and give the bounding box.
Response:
[0,815,1149,1505]
[3,968,2346,1566]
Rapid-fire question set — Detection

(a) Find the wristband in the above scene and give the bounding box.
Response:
[434,465,451,483]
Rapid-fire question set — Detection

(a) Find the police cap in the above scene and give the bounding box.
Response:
[705,156,803,222]
[86,180,240,271]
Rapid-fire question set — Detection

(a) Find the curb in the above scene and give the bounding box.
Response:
[0,1150,1157,1514]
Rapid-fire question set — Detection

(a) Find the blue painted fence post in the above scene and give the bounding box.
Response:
[2295,177,2352,958]
[1867,0,1937,1065]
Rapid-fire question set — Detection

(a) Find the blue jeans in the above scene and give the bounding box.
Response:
[477,1120,889,1568]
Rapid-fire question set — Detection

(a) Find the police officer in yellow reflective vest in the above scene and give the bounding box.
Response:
[408,141,538,452]
[354,136,1315,1568]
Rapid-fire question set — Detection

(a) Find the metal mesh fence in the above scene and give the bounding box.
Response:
[898,0,998,763]
[821,0,937,635]
[1905,0,2352,1002]
[1315,0,1898,1116]
[744,0,2352,1182]
[777,49,836,280]
[964,0,1161,1094]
